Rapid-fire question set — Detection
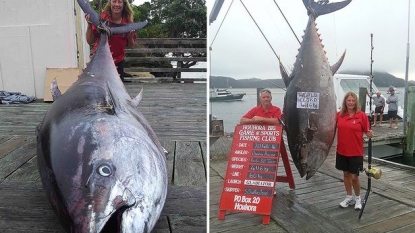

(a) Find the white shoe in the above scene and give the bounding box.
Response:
[355,197,362,210]
[340,196,355,208]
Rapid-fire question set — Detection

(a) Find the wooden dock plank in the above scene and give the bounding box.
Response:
[0,135,31,160]
[174,141,206,186]
[0,180,205,232]
[0,83,206,141]
[0,83,206,232]
[161,140,176,185]
[0,137,36,181]
[210,133,415,233]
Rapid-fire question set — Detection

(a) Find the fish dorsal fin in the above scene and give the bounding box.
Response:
[331,50,346,75]
[303,0,352,18]
[98,81,118,114]
[50,77,62,101]
[279,61,291,87]
[307,112,319,141]
[131,87,143,107]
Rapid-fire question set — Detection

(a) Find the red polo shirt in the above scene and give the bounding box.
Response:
[91,12,137,64]
[336,111,370,157]
[243,105,282,119]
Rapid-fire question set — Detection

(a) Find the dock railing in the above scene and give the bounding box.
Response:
[125,38,207,83]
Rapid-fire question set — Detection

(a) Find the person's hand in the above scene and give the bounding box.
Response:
[252,116,262,123]
[127,30,135,40]
[366,130,374,138]
[85,14,92,27]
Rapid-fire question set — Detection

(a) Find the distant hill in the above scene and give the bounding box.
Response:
[210,71,415,88]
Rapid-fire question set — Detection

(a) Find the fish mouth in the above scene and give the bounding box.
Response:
[299,165,317,180]
[99,206,130,233]
[305,169,317,180]
[96,188,137,233]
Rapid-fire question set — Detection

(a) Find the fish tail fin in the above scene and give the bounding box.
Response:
[77,0,148,35]
[109,21,148,35]
[302,0,352,18]
[77,0,100,26]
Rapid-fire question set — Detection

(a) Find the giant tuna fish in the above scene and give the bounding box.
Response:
[36,1,167,232]
[280,0,351,180]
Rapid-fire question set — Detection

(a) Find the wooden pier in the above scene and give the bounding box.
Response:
[0,83,206,232]
[210,123,415,233]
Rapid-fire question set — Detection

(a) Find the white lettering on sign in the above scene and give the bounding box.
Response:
[231,171,240,177]
[244,180,275,187]
[262,136,277,141]
[242,125,265,130]
[239,135,260,141]
[234,150,249,155]
[260,131,280,136]
[224,187,240,193]
[231,157,247,162]
[231,164,244,169]
[227,179,241,184]
[297,92,319,109]
[234,202,257,211]
[234,195,252,203]
[239,130,254,136]
[267,125,276,130]
[238,143,248,147]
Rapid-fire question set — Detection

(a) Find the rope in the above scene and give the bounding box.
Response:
[239,0,280,61]
[272,0,301,45]
[210,0,236,48]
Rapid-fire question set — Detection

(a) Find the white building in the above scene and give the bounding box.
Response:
[0,0,89,99]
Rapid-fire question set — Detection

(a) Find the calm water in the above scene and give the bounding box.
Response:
[210,87,405,133]
[210,88,285,133]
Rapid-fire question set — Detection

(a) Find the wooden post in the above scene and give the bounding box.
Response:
[404,86,415,155]
[176,44,183,80]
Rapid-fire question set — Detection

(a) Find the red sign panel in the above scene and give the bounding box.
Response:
[219,124,282,216]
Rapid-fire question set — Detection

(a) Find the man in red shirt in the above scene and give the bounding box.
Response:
[240,89,282,125]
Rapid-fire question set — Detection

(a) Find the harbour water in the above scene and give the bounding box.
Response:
[210,87,405,133]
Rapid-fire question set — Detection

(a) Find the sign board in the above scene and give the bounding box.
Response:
[219,124,283,220]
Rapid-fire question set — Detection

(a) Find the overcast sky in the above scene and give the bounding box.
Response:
[208,0,415,81]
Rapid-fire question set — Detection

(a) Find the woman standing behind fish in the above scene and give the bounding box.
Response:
[336,92,373,210]
[85,0,136,82]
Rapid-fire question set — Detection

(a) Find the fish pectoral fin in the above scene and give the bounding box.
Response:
[279,61,291,87]
[307,112,319,140]
[331,50,346,75]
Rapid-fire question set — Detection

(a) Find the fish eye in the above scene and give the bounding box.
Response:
[97,164,112,177]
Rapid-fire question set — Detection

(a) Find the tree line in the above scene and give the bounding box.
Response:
[89,0,206,38]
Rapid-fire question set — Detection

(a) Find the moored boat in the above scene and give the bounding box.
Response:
[210,88,246,102]
[333,74,403,119]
